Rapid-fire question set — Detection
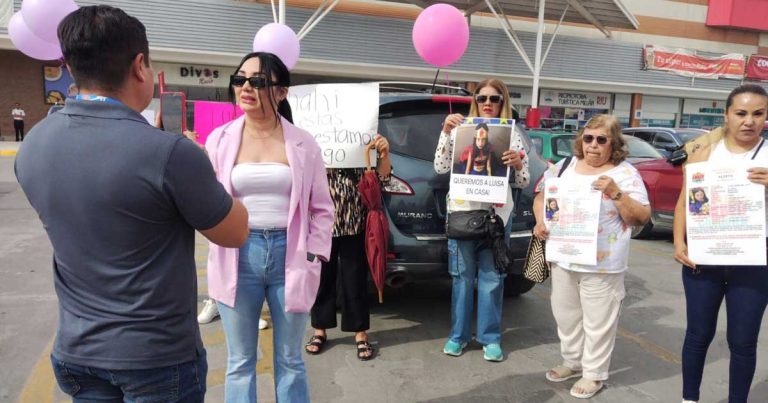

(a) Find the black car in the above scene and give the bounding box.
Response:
[375,84,548,296]
[621,127,708,157]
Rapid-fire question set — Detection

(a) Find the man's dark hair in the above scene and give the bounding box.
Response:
[228,52,293,125]
[58,5,149,92]
[726,84,768,111]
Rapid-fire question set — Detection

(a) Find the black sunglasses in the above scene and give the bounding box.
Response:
[582,134,609,145]
[475,95,503,104]
[230,75,271,88]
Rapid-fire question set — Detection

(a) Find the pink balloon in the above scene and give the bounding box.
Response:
[412,4,470,68]
[21,0,79,43]
[252,23,300,71]
[8,12,62,61]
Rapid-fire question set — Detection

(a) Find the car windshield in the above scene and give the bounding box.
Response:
[677,129,707,143]
[530,136,543,155]
[625,136,663,159]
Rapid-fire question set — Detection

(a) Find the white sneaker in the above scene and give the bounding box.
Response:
[259,318,269,330]
[683,400,698,403]
[197,299,219,324]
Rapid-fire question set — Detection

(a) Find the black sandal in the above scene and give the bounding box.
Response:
[304,335,326,355]
[356,340,375,361]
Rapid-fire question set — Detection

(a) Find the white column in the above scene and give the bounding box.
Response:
[531,0,546,108]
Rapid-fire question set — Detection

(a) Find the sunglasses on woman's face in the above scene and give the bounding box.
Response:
[475,95,503,104]
[582,134,609,145]
[230,75,270,88]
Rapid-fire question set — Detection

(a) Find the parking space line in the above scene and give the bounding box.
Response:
[531,287,681,364]
[17,338,54,403]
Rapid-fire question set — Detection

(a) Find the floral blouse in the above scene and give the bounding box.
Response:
[326,167,391,237]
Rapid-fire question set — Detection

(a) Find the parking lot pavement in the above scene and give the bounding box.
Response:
[2,151,768,402]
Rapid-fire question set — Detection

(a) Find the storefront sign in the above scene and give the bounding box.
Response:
[683,99,726,115]
[746,55,768,81]
[539,90,611,108]
[153,62,229,87]
[643,45,745,80]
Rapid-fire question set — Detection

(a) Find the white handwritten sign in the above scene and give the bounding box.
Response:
[288,83,379,168]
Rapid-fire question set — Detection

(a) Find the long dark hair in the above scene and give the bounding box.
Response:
[228,52,293,125]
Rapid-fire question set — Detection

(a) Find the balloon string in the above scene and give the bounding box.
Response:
[444,70,452,115]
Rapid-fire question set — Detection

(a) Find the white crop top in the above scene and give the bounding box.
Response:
[231,163,292,229]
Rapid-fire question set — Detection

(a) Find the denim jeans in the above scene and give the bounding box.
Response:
[447,238,506,345]
[50,351,206,402]
[682,265,768,403]
[217,229,310,403]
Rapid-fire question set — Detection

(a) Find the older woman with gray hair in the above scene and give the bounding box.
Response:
[532,114,650,399]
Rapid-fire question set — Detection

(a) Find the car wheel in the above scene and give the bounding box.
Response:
[631,222,653,239]
[504,274,535,297]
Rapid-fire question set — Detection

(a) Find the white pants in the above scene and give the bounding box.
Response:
[550,264,626,381]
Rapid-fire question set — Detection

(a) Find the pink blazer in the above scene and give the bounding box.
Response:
[205,115,334,312]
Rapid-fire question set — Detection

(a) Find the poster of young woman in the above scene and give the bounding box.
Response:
[449,118,514,204]
[685,160,766,266]
[543,177,601,265]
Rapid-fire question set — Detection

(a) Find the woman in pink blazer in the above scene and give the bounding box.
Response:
[204,52,334,403]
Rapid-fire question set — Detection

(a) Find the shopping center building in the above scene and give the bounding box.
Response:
[1,0,767,138]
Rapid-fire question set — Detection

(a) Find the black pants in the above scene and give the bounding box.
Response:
[310,233,370,332]
[14,120,24,141]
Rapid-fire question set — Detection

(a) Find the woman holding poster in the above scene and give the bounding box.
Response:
[204,52,334,403]
[532,115,650,399]
[673,84,768,403]
[433,78,530,362]
[304,137,391,361]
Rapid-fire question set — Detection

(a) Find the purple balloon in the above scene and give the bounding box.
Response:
[252,23,300,71]
[412,4,470,68]
[21,0,79,43]
[8,12,62,61]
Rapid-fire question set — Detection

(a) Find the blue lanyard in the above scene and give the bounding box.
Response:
[74,94,122,105]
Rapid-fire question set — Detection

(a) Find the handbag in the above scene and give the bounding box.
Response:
[522,235,549,282]
[445,210,491,240]
[487,213,514,273]
[522,156,572,283]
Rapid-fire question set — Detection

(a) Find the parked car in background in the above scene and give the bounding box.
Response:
[527,130,576,164]
[632,158,682,238]
[543,133,665,165]
[622,127,708,158]
[377,83,548,296]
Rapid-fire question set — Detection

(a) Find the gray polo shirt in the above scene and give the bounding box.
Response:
[15,99,232,369]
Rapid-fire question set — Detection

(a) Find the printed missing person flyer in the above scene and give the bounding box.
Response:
[449,118,515,204]
[686,160,766,266]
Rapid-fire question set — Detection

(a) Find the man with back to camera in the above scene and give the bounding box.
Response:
[14,6,248,402]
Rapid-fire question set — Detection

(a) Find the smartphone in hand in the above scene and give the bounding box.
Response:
[160,92,187,134]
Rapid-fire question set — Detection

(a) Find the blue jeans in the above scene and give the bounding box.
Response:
[217,229,310,403]
[447,238,506,345]
[682,265,768,403]
[50,351,206,402]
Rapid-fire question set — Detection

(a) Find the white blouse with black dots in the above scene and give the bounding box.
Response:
[433,128,530,213]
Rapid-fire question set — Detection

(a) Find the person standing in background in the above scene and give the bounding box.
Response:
[12,103,25,141]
